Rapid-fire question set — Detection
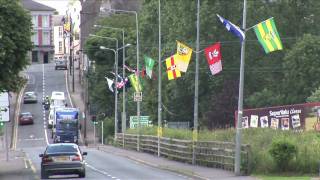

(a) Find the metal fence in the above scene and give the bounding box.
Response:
[115,133,252,175]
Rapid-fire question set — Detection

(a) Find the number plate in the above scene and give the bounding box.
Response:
[54,156,70,162]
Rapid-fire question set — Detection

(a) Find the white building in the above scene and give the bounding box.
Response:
[52,15,65,57]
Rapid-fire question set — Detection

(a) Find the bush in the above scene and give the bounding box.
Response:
[269,139,297,172]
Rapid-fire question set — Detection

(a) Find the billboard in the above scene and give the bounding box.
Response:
[235,102,320,131]
[0,92,9,122]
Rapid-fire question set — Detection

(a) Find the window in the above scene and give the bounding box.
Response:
[31,31,38,45]
[59,41,62,53]
[59,26,63,38]
[42,15,49,27]
[32,15,38,27]
[42,31,50,45]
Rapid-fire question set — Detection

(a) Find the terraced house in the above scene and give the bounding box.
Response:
[22,0,56,63]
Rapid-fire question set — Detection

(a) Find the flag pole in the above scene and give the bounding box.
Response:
[235,0,247,176]
[245,17,274,31]
[192,0,200,165]
[157,0,162,157]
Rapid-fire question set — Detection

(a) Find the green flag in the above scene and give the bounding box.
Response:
[128,74,142,92]
[254,17,283,53]
[144,56,155,79]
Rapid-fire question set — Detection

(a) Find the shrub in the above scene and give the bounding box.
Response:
[269,139,297,172]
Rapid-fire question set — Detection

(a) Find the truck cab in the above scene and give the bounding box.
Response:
[53,107,80,144]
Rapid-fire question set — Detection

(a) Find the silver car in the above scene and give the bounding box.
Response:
[39,143,87,179]
[23,91,37,104]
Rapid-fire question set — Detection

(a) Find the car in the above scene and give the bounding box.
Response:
[55,57,68,70]
[19,112,34,125]
[23,91,37,104]
[39,143,87,179]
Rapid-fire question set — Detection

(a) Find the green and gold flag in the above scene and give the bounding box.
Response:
[128,74,142,92]
[254,18,283,53]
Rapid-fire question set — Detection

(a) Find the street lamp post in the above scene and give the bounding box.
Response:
[89,34,119,140]
[93,25,127,135]
[100,45,131,140]
[101,8,141,151]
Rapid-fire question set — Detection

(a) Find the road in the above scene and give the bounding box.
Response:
[13,63,189,180]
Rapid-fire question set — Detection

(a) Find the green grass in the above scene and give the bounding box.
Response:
[257,175,312,180]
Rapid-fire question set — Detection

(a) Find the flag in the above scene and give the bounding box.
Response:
[165,55,181,80]
[128,74,142,92]
[216,14,245,42]
[254,17,283,53]
[105,77,114,93]
[176,41,193,72]
[204,42,222,75]
[144,56,155,79]
[110,72,128,89]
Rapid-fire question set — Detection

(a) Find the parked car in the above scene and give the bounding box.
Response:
[39,143,87,179]
[23,91,37,104]
[19,112,34,125]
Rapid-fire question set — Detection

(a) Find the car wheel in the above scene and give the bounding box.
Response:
[79,170,85,178]
[41,168,48,179]
[55,67,57,70]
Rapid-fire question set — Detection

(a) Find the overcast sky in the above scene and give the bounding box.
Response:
[34,0,70,15]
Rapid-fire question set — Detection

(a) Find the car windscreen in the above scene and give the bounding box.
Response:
[21,113,32,118]
[56,120,77,131]
[46,144,78,154]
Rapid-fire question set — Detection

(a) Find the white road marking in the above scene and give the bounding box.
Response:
[43,64,50,145]
[65,71,74,107]
[23,138,45,141]
[86,163,120,180]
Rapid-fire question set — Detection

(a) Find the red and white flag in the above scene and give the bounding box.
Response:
[204,42,222,75]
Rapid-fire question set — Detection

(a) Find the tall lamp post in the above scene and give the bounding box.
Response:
[101,8,141,151]
[89,34,119,138]
[93,25,127,134]
[100,44,131,139]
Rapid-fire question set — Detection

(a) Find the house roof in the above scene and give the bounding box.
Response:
[22,0,56,11]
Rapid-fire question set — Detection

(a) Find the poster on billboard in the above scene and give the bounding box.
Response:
[235,102,320,131]
[242,116,249,128]
[250,115,258,128]
[270,118,279,129]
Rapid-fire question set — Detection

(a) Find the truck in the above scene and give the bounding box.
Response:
[235,102,320,131]
[53,107,80,144]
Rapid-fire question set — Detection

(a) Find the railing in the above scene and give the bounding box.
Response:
[115,133,252,175]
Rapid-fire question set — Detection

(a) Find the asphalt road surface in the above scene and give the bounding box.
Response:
[15,63,189,180]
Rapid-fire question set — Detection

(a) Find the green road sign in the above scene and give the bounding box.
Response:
[129,116,151,129]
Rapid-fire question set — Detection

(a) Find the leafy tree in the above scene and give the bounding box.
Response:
[0,0,33,92]
[281,34,320,104]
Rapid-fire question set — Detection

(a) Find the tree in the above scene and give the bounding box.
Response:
[0,0,33,92]
[281,34,320,104]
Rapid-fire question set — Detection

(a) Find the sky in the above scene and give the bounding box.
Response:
[34,0,70,15]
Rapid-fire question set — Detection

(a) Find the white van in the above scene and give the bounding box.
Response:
[48,108,54,129]
[51,91,66,107]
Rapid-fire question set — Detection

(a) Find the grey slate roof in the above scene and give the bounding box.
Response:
[22,0,56,11]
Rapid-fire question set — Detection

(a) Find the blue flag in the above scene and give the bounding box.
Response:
[217,14,245,42]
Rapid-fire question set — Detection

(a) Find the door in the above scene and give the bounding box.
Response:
[44,52,48,64]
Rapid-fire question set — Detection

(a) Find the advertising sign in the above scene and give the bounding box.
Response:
[235,102,320,131]
[0,92,9,122]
